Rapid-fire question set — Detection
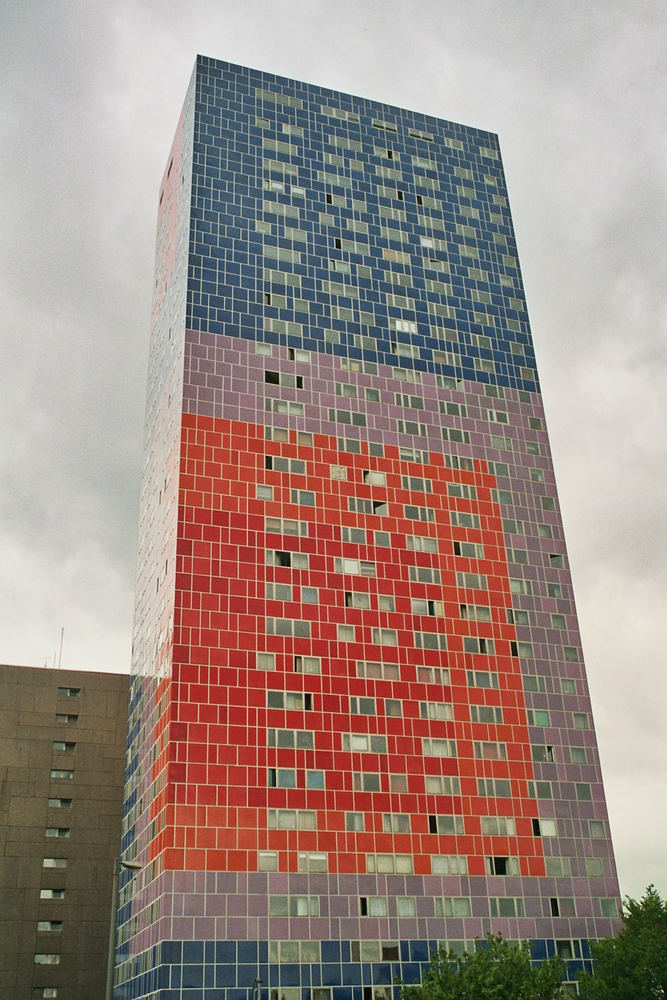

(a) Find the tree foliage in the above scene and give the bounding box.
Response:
[578,885,667,1000]
[400,933,566,1000]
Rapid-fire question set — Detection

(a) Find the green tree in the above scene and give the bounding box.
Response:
[400,933,566,1000]
[578,885,667,999]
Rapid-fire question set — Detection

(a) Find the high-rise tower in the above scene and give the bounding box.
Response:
[117,56,621,999]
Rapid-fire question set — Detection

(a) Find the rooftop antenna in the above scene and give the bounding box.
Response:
[57,628,64,669]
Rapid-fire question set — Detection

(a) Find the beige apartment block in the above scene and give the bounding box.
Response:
[0,664,129,1000]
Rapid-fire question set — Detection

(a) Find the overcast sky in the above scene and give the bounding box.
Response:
[1,0,664,901]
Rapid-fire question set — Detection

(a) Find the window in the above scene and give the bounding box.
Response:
[480,817,515,836]
[346,812,365,832]
[57,687,79,698]
[266,618,310,637]
[431,855,468,875]
[415,631,447,650]
[420,702,453,721]
[55,714,77,724]
[489,897,524,917]
[363,470,386,485]
[477,778,511,797]
[34,955,61,966]
[436,897,472,917]
[294,655,321,674]
[47,798,71,809]
[409,565,441,583]
[460,603,491,622]
[383,814,410,833]
[589,820,606,839]
[266,517,309,536]
[366,854,413,874]
[378,595,395,612]
[39,889,65,900]
[573,712,590,729]
[337,624,356,642]
[356,660,399,681]
[397,897,416,917]
[486,856,520,876]
[448,483,478,500]
[467,670,499,689]
[405,504,435,522]
[359,896,387,917]
[570,746,587,763]
[268,810,317,830]
[42,858,68,868]
[268,768,296,788]
[463,637,495,654]
[268,729,314,749]
[36,921,63,933]
[527,710,551,727]
[341,525,365,543]
[389,774,408,793]
[350,696,376,716]
[373,628,397,646]
[412,598,444,616]
[297,852,327,872]
[561,678,576,694]
[429,815,464,835]
[552,897,576,917]
[406,534,438,553]
[545,857,571,876]
[417,666,450,684]
[266,582,292,601]
[345,591,371,610]
[576,783,593,801]
[457,571,487,590]
[527,780,553,799]
[532,818,557,837]
[334,557,376,576]
[353,772,381,792]
[585,858,604,876]
[423,738,457,758]
[425,775,461,795]
[600,898,619,917]
[45,828,70,838]
[403,475,432,493]
[532,745,554,763]
[450,510,479,528]
[290,490,315,507]
[454,540,484,558]
[270,895,319,917]
[266,550,309,569]
[556,939,582,961]
[470,705,503,724]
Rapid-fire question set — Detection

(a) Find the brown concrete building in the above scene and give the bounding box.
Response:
[0,665,129,1000]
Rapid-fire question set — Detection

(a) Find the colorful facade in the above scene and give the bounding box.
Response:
[117,57,620,999]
